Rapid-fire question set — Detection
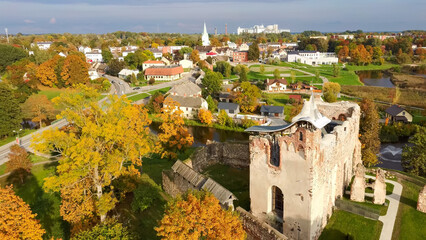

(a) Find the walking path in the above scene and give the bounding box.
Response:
[365,175,403,240]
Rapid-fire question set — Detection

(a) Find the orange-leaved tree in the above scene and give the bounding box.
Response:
[32,85,153,224]
[36,56,59,87]
[198,109,213,125]
[0,186,46,240]
[155,191,246,240]
[21,94,56,128]
[6,144,32,184]
[157,98,193,159]
[60,55,90,86]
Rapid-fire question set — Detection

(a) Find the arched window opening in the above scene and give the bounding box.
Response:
[270,136,280,167]
[272,186,284,219]
[338,114,347,121]
[299,131,303,141]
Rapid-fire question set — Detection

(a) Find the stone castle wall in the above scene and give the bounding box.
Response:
[237,207,287,240]
[191,140,250,172]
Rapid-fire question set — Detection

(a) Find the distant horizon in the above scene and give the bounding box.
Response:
[1,0,425,35]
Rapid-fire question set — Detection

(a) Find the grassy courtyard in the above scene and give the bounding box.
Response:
[319,210,383,240]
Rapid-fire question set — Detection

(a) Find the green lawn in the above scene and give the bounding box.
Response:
[392,180,426,240]
[202,164,250,211]
[319,210,383,240]
[364,182,395,195]
[38,88,73,100]
[127,93,149,102]
[0,129,36,147]
[148,87,171,95]
[0,159,70,240]
[341,196,389,216]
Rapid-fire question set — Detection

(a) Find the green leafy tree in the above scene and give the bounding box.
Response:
[206,95,217,112]
[179,47,193,55]
[106,59,126,76]
[0,44,27,73]
[359,98,380,167]
[248,41,260,61]
[323,82,341,103]
[402,126,425,177]
[332,63,340,77]
[239,66,248,82]
[71,220,133,240]
[101,50,113,64]
[273,68,280,79]
[132,174,162,212]
[201,71,223,98]
[0,84,22,138]
[259,65,265,74]
[217,110,233,127]
[216,61,232,78]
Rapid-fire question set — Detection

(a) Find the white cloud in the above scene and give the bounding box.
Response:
[49,17,56,24]
[24,19,35,24]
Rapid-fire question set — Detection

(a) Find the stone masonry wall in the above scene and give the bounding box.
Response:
[417,185,426,213]
[237,207,287,240]
[191,141,250,172]
[162,170,199,197]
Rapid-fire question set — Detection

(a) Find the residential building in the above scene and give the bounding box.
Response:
[78,46,92,54]
[227,41,237,49]
[212,55,229,65]
[88,68,100,80]
[385,105,413,123]
[144,65,184,81]
[265,78,288,92]
[237,24,290,35]
[142,60,165,70]
[168,80,201,97]
[122,50,135,57]
[218,102,240,116]
[287,51,338,65]
[309,36,328,40]
[164,95,208,118]
[218,92,235,103]
[179,59,193,69]
[118,69,139,80]
[202,22,210,46]
[233,51,248,62]
[85,49,103,63]
[32,41,52,50]
[147,48,163,59]
[260,105,284,117]
[331,34,354,40]
[238,43,249,51]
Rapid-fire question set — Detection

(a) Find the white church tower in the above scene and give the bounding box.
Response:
[202,22,210,46]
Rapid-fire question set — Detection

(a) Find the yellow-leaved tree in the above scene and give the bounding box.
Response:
[0,186,46,240]
[157,98,193,159]
[198,109,213,125]
[31,85,153,224]
[155,191,246,240]
[60,55,90,86]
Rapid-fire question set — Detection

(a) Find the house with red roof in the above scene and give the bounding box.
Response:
[142,60,165,70]
[144,65,184,81]
[265,78,288,92]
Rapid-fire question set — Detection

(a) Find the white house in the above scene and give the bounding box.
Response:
[265,78,288,92]
[142,60,165,70]
[147,48,163,59]
[85,52,103,63]
[237,24,290,35]
[122,50,135,57]
[227,41,237,49]
[78,46,92,54]
[31,41,52,50]
[179,59,193,69]
[287,51,338,65]
[144,65,184,81]
[238,43,249,51]
[164,95,208,119]
[118,69,139,80]
[89,69,100,80]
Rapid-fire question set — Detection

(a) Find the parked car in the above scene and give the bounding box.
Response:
[133,87,141,90]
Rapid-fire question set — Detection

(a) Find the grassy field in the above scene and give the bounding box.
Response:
[0,158,70,239]
[147,87,171,95]
[319,210,383,240]
[37,87,74,100]
[202,164,250,211]
[0,129,36,147]
[127,92,149,102]
[391,179,426,240]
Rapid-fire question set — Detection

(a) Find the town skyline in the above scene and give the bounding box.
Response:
[1,0,425,34]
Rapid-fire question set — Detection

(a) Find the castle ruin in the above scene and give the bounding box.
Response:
[246,95,362,240]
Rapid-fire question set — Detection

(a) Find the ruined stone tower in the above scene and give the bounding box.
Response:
[246,95,362,240]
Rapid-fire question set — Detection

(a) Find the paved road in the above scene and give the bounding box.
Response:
[365,175,403,240]
[103,74,132,96]
[0,119,68,165]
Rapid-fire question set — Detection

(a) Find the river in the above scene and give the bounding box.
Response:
[357,70,395,88]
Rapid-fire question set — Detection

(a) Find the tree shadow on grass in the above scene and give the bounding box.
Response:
[319,229,354,240]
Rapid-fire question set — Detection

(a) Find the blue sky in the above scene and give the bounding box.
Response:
[1,0,425,34]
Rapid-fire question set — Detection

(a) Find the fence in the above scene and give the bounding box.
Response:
[335,199,380,220]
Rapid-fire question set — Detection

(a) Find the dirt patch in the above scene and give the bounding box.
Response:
[390,72,426,91]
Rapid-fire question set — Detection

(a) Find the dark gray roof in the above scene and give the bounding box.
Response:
[260,105,284,114]
[218,102,239,111]
[172,160,205,187]
[385,105,405,116]
[245,123,292,133]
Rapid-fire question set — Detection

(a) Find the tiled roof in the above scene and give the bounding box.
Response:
[265,78,288,86]
[145,65,183,76]
[165,95,205,108]
[260,105,284,114]
[218,102,239,111]
[385,105,405,116]
[168,81,201,97]
[143,60,164,64]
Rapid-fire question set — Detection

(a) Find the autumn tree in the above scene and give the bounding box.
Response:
[198,109,213,125]
[21,95,56,128]
[338,46,349,62]
[155,191,245,240]
[273,68,281,79]
[234,64,249,82]
[351,45,372,66]
[359,98,380,167]
[0,186,46,240]
[323,82,341,103]
[290,70,296,84]
[157,99,193,159]
[0,84,22,138]
[61,55,90,86]
[71,220,133,240]
[6,145,32,184]
[217,110,233,127]
[5,59,39,103]
[147,91,165,114]
[401,126,425,177]
[206,95,217,112]
[233,82,261,113]
[190,50,200,63]
[201,71,223,98]
[32,86,153,224]
[36,56,59,87]
[106,59,126,76]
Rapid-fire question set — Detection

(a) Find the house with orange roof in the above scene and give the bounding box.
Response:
[142,60,165,70]
[144,65,184,81]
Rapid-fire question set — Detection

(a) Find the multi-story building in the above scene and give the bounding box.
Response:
[237,24,290,35]
[233,51,248,62]
[287,51,338,65]
[144,65,183,81]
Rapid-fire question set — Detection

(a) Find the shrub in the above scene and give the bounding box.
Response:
[241,117,258,128]
[131,174,162,213]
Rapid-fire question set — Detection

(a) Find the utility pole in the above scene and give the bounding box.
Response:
[5,28,9,43]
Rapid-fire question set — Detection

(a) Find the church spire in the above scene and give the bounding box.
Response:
[202,21,210,46]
